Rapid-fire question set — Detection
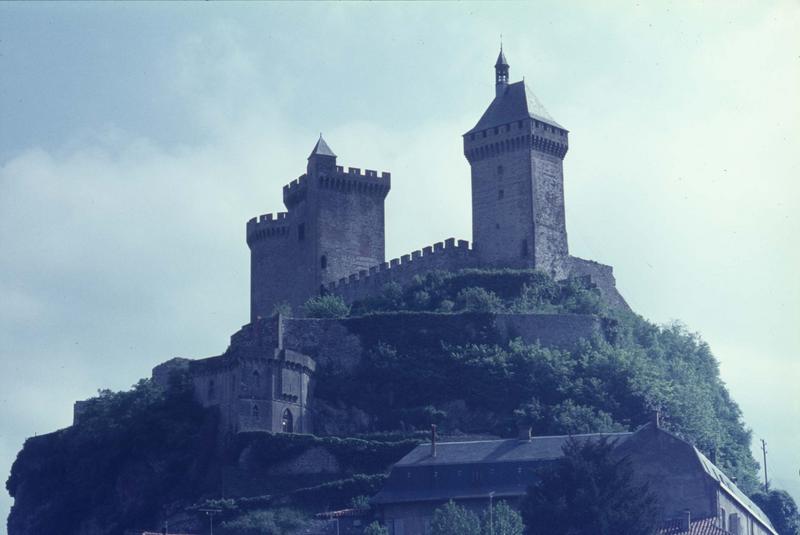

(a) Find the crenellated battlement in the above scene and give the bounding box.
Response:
[283,166,391,206]
[326,237,479,303]
[246,211,291,246]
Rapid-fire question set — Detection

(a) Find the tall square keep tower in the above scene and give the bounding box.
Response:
[463,48,570,276]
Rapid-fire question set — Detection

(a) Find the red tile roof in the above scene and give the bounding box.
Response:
[659,516,731,535]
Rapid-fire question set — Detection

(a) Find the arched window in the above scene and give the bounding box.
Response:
[252,404,260,420]
[252,370,260,389]
[207,379,215,399]
[320,255,327,269]
[281,409,294,433]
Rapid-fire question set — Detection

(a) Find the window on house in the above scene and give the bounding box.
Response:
[320,255,327,269]
[297,223,305,241]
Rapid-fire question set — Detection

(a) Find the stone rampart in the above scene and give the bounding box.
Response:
[283,166,391,208]
[565,255,630,312]
[245,211,291,246]
[327,238,480,304]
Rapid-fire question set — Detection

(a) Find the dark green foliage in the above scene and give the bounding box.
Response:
[350,269,604,316]
[218,508,309,535]
[431,500,482,535]
[752,490,800,535]
[230,432,417,476]
[521,437,659,535]
[287,474,387,511]
[6,377,218,535]
[316,270,762,492]
[303,294,350,318]
[363,521,390,535]
[482,501,525,535]
[456,287,504,312]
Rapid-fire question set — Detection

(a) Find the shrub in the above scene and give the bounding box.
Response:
[302,295,350,318]
[363,521,389,535]
[455,287,503,312]
[431,500,481,535]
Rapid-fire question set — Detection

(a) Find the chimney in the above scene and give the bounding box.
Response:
[518,423,532,441]
[651,408,661,429]
[431,424,437,458]
[681,509,691,532]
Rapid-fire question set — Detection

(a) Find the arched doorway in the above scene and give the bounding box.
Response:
[281,408,294,433]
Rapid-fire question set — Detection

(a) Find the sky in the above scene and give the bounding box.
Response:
[0,1,798,531]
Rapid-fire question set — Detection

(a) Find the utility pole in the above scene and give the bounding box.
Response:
[489,491,495,535]
[761,439,769,492]
[199,508,221,535]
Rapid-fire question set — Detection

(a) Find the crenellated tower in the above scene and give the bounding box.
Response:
[247,136,391,319]
[463,48,570,276]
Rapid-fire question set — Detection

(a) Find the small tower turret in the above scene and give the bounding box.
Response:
[307,134,337,176]
[495,46,509,97]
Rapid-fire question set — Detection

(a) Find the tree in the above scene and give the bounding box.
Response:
[431,500,482,535]
[483,500,525,535]
[455,287,503,312]
[752,490,800,535]
[302,294,350,318]
[521,437,659,535]
[363,521,389,535]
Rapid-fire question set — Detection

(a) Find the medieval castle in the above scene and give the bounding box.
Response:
[76,48,628,437]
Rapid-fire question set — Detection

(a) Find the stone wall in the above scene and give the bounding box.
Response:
[565,255,630,312]
[230,311,604,371]
[463,116,569,273]
[326,238,480,305]
[248,164,390,321]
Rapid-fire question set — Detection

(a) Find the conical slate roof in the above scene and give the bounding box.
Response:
[308,135,336,159]
[467,80,563,134]
[495,48,509,68]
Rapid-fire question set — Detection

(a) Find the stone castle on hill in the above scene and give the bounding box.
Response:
[247,47,628,320]
[76,48,628,437]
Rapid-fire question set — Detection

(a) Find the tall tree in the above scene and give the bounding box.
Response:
[752,490,800,535]
[482,500,525,535]
[431,500,482,535]
[521,437,659,535]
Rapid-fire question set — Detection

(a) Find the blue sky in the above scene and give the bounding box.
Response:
[1,2,798,530]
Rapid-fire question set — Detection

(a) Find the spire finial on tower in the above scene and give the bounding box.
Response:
[494,42,509,97]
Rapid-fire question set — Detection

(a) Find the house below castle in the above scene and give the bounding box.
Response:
[372,420,778,535]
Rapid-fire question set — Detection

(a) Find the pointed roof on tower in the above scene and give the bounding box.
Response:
[495,46,509,68]
[467,81,563,134]
[308,134,336,159]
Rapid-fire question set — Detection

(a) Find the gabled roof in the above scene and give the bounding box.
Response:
[395,432,632,467]
[308,135,336,158]
[694,448,777,534]
[659,516,731,535]
[467,81,563,134]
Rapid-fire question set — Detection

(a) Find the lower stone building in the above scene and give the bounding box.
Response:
[372,421,777,535]
[151,314,315,435]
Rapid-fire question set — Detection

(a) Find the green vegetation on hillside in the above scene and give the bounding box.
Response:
[348,269,605,316]
[7,268,772,534]
[313,269,761,493]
